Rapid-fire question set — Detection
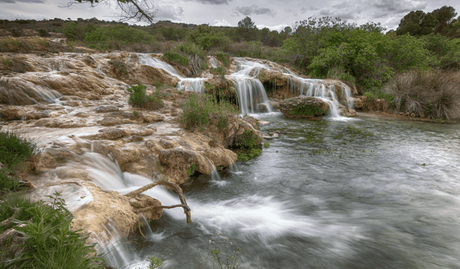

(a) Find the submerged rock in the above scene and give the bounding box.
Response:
[279,96,330,119]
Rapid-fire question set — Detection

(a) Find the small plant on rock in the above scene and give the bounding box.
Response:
[127,82,164,110]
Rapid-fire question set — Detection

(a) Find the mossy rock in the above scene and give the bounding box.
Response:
[279,96,329,119]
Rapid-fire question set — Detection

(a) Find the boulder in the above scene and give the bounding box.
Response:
[279,96,330,119]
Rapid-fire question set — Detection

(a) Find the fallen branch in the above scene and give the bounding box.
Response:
[125,180,192,223]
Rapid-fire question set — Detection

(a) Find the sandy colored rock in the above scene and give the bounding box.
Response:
[98,128,129,140]
[279,96,330,119]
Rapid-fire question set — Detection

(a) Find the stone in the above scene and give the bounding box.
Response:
[279,96,329,119]
[98,128,128,140]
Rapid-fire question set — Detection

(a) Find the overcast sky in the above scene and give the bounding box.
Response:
[1,0,459,32]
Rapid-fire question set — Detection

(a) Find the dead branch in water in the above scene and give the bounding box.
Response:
[125,179,192,223]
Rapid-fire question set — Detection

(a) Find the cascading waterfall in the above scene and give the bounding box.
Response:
[229,58,273,114]
[136,54,206,93]
[284,69,354,119]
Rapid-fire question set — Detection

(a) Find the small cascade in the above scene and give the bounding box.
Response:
[209,56,218,68]
[229,58,273,114]
[136,54,206,93]
[282,69,354,119]
[137,54,184,79]
[176,78,206,93]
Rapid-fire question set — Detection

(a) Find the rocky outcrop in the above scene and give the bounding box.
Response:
[279,96,330,119]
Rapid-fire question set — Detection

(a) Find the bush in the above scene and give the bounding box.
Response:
[0,130,39,193]
[85,24,155,50]
[384,69,460,119]
[58,22,99,41]
[163,50,189,66]
[37,28,50,37]
[180,93,237,130]
[127,82,164,110]
[4,192,104,269]
[216,51,230,67]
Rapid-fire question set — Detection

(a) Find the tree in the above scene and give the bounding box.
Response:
[238,16,257,30]
[396,6,457,37]
[431,6,457,34]
[64,0,157,23]
[396,10,437,36]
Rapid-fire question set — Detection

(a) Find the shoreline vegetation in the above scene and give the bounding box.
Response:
[1,6,459,121]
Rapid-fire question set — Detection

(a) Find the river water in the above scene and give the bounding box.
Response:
[104,113,460,269]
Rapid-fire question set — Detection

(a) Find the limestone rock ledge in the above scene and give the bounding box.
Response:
[279,96,330,119]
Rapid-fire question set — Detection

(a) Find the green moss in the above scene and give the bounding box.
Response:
[187,163,198,177]
[289,104,326,116]
[237,148,262,162]
[236,130,262,149]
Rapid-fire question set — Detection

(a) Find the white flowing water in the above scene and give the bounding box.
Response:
[110,113,460,269]
[229,58,273,115]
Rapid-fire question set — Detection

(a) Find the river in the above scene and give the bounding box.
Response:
[102,112,460,269]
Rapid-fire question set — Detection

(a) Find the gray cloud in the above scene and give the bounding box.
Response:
[184,0,233,5]
[233,4,276,17]
[154,4,183,21]
[0,0,46,3]
[371,0,427,14]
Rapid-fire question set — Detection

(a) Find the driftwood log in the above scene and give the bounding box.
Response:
[125,179,192,223]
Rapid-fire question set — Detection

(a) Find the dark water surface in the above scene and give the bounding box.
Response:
[109,113,460,269]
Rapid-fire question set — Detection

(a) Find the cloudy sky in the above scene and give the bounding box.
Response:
[1,0,459,31]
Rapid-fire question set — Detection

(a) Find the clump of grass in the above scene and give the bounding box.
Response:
[179,93,237,130]
[163,51,189,66]
[187,163,198,178]
[0,130,39,193]
[108,60,128,77]
[264,142,270,148]
[237,148,262,162]
[216,51,230,67]
[384,69,460,120]
[127,82,164,110]
[146,256,163,269]
[1,191,105,269]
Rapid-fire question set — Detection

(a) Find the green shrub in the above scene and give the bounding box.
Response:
[163,51,189,66]
[37,28,50,37]
[384,69,460,119]
[187,164,197,177]
[7,191,104,269]
[58,22,99,41]
[85,24,155,50]
[216,52,230,67]
[127,82,164,110]
[264,142,270,148]
[147,256,163,269]
[180,93,237,130]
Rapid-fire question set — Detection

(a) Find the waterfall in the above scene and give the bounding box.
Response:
[229,58,273,115]
[137,54,207,93]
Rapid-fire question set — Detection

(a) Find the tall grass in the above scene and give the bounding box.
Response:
[384,69,460,120]
[180,93,237,130]
[0,192,104,269]
[127,82,164,110]
[0,130,39,193]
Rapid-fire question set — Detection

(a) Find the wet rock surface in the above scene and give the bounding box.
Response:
[0,51,261,244]
[279,96,330,119]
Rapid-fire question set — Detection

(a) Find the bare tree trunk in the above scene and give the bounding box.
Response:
[125,180,192,223]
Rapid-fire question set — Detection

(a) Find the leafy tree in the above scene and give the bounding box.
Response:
[238,16,257,29]
[396,10,437,36]
[431,6,457,34]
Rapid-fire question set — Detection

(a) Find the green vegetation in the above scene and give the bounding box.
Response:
[187,164,198,177]
[127,82,164,110]
[236,130,263,149]
[289,104,327,116]
[108,60,128,76]
[0,130,39,193]
[146,256,163,269]
[0,192,104,268]
[179,93,237,130]
[384,69,460,119]
[264,142,270,148]
[237,148,262,162]
[85,24,155,50]
[163,50,189,66]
